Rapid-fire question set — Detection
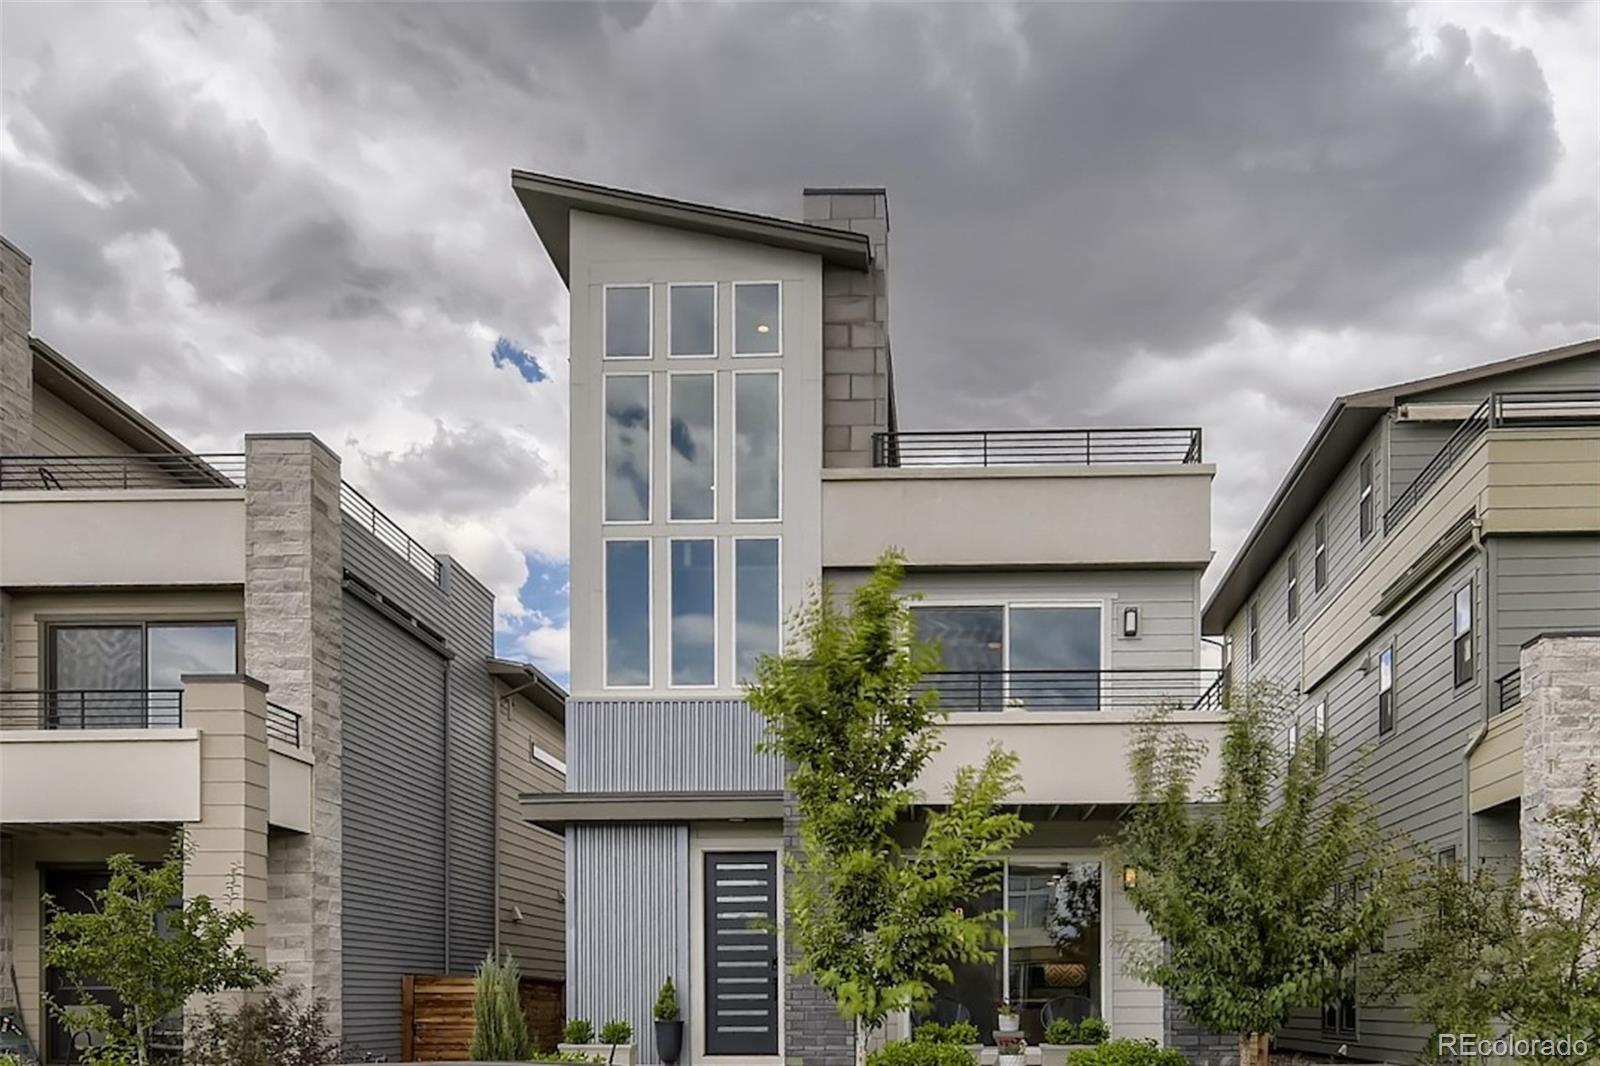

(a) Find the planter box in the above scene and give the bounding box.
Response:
[558,1041,637,1065]
[1041,1043,1097,1066]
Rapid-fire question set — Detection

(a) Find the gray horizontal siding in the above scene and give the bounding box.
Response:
[1404,351,1600,402]
[500,697,566,981]
[570,698,785,793]
[1491,535,1600,677]
[1388,420,1457,505]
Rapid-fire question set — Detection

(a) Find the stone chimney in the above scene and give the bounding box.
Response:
[803,188,896,468]
[0,235,33,456]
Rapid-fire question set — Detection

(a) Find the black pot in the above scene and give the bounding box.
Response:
[655,1019,684,1064]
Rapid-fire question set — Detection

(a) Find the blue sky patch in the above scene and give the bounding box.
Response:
[496,553,570,688]
[492,336,546,383]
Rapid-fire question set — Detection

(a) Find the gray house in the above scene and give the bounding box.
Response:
[513,174,1234,1065]
[1202,340,1600,1062]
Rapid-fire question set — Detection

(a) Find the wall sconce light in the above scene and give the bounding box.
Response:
[1122,607,1140,638]
[1122,865,1138,890]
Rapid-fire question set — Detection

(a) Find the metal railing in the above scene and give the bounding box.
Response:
[1385,388,1600,533]
[267,702,303,747]
[0,453,245,491]
[1494,668,1521,717]
[339,481,442,584]
[871,427,1203,468]
[919,668,1224,713]
[0,689,184,730]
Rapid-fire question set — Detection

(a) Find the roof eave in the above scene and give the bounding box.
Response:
[29,338,192,456]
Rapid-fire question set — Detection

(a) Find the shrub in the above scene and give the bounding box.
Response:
[598,1019,633,1045]
[1067,1038,1188,1066]
[943,1021,979,1045]
[469,952,530,1061]
[531,1053,605,1064]
[563,1018,594,1044]
[183,986,339,1066]
[868,1041,981,1066]
[1044,1019,1078,1045]
[653,977,680,1022]
[1077,1018,1110,1045]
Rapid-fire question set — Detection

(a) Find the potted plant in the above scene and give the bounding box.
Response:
[1041,1016,1110,1066]
[997,1032,1027,1066]
[944,1020,982,1063]
[559,1017,638,1066]
[996,1001,1021,1033]
[653,977,683,1065]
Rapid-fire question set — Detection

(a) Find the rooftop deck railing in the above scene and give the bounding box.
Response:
[919,668,1224,713]
[267,702,303,747]
[0,689,184,730]
[339,480,442,585]
[0,453,245,491]
[1384,388,1600,533]
[871,427,1203,468]
[1494,668,1521,717]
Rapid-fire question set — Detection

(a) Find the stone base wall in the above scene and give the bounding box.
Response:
[1163,997,1236,1066]
[1519,632,1600,885]
[783,794,855,1066]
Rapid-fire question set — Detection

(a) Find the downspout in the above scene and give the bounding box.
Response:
[492,681,501,957]
[1460,515,1487,866]
[443,653,454,971]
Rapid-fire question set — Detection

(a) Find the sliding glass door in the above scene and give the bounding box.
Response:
[911,604,1103,711]
[47,621,237,728]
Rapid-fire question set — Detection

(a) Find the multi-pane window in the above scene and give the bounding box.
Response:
[1453,582,1474,687]
[1377,645,1395,735]
[733,371,781,520]
[1313,515,1327,591]
[668,283,716,358]
[48,621,238,727]
[734,538,781,682]
[1286,550,1300,624]
[603,374,651,523]
[604,284,651,359]
[733,282,780,355]
[604,540,651,687]
[912,604,1102,711]
[1314,700,1328,771]
[669,374,716,521]
[1248,600,1259,663]
[669,539,716,687]
[1359,454,1374,540]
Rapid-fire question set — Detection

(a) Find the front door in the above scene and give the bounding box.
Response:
[703,850,780,1057]
[43,869,117,1065]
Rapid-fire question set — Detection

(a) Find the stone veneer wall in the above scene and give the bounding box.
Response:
[1163,998,1237,1066]
[244,433,345,1037]
[1519,631,1600,877]
[804,189,895,469]
[782,794,855,1066]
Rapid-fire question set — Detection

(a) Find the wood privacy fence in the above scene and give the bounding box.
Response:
[401,973,565,1061]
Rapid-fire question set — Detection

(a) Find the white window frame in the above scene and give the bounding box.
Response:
[1286,549,1300,624]
[529,741,566,776]
[732,368,782,523]
[998,850,1112,1027]
[602,283,653,360]
[691,828,786,1066]
[1248,600,1260,663]
[910,600,1107,712]
[1377,643,1395,735]
[732,535,783,683]
[601,537,652,690]
[1452,582,1474,688]
[1314,699,1328,770]
[1359,454,1375,540]
[602,373,653,525]
[1313,515,1327,592]
[668,537,718,690]
[732,280,783,358]
[668,371,718,524]
[667,281,718,360]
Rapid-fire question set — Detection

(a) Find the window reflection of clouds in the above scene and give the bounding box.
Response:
[734,282,780,355]
[147,624,238,689]
[671,539,716,686]
[670,284,716,357]
[605,285,651,359]
[735,539,780,682]
[605,540,651,686]
[670,374,715,521]
[605,375,651,522]
[735,372,780,520]
[1010,607,1101,710]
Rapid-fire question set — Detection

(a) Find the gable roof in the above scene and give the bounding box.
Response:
[1201,336,1600,634]
[30,337,191,455]
[510,170,871,286]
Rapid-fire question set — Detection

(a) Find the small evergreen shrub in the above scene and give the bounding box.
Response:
[1077,1018,1111,1045]
[598,1018,633,1045]
[653,977,681,1022]
[1044,1019,1078,1045]
[868,1040,981,1066]
[469,952,531,1061]
[563,1018,595,1045]
[1067,1038,1188,1066]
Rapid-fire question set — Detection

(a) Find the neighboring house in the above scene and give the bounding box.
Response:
[1201,341,1600,1062]
[513,173,1231,1065]
[0,235,567,1063]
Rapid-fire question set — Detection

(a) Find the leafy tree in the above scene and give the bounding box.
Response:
[42,839,274,1066]
[469,952,531,1061]
[1375,770,1600,1065]
[747,551,1029,1066]
[1118,681,1403,1066]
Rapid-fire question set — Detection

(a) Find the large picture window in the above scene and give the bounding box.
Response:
[48,621,237,728]
[733,371,780,521]
[734,538,781,682]
[670,539,716,687]
[604,374,651,523]
[911,604,1102,711]
[669,373,716,521]
[604,540,651,687]
[604,284,651,359]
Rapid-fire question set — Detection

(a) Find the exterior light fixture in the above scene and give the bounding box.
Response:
[756,323,771,334]
[1122,606,1139,638]
[1122,865,1138,890]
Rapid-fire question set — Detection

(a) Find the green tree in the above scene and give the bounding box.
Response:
[1118,681,1403,1066]
[746,551,1029,1066]
[43,839,274,1066]
[469,952,531,1061]
[1376,771,1600,1065]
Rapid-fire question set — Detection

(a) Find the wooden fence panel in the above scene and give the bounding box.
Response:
[401,973,565,1061]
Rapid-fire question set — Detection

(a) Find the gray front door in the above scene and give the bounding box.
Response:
[704,850,779,1057]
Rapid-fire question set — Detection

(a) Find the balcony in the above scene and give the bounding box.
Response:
[1469,669,1525,813]
[0,453,246,587]
[919,668,1223,713]
[0,688,184,730]
[872,427,1203,468]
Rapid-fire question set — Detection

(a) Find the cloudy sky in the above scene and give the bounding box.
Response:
[3,1,1597,684]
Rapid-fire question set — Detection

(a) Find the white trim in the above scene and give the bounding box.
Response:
[601,538,653,690]
[667,371,718,523]
[732,369,783,523]
[601,282,653,360]
[602,372,653,525]
[732,535,783,684]
[691,831,785,1066]
[731,280,783,358]
[668,536,718,690]
[667,282,718,359]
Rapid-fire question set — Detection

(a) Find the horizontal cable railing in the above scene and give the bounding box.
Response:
[0,453,245,491]
[919,669,1224,713]
[1494,668,1521,717]
[1384,388,1600,533]
[267,702,303,747]
[339,481,442,585]
[872,427,1202,468]
[0,689,184,730]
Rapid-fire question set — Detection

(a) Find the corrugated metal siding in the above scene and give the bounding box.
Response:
[568,824,690,1064]
[1491,535,1600,676]
[570,699,785,793]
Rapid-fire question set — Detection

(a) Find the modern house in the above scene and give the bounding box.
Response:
[1201,341,1600,1062]
[0,235,567,1063]
[513,173,1234,1065]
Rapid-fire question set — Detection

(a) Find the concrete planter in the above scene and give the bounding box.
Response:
[558,1042,637,1065]
[1040,1043,1096,1066]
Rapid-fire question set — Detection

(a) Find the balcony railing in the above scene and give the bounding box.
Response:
[267,702,303,747]
[871,427,1203,468]
[0,689,184,730]
[1494,668,1521,717]
[1384,388,1600,533]
[0,453,245,491]
[339,481,442,585]
[919,668,1224,713]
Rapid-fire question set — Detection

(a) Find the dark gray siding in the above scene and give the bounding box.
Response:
[1489,535,1600,677]
[569,698,784,793]
[441,562,497,973]
[1387,420,1457,504]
